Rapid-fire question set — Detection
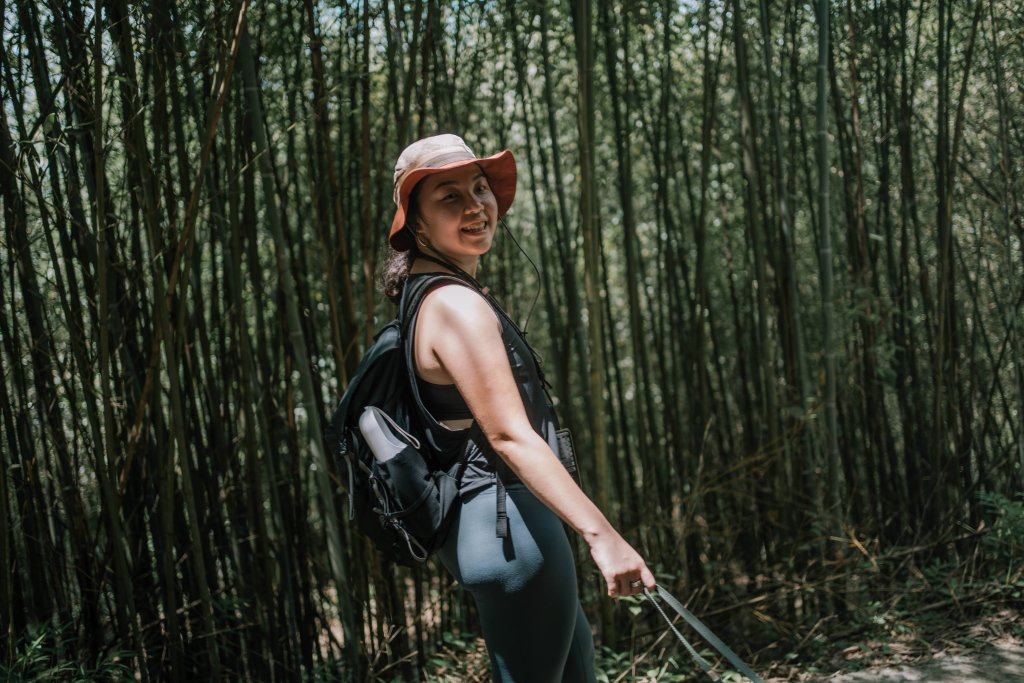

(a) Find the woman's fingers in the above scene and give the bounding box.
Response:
[641,566,657,590]
[588,531,656,597]
[608,565,655,597]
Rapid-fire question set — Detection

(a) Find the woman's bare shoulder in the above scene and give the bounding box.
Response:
[419,282,499,334]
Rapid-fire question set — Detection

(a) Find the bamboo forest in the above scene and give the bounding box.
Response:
[1,0,1022,681]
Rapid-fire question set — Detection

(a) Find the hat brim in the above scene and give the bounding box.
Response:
[389,149,516,251]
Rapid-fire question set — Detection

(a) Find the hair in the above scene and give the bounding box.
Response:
[381,181,424,303]
[382,245,417,303]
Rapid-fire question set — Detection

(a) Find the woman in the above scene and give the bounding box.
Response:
[382,134,655,682]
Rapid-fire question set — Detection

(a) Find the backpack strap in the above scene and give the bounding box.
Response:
[399,274,479,456]
[494,474,509,538]
[398,273,473,452]
[414,253,556,401]
[400,272,511,538]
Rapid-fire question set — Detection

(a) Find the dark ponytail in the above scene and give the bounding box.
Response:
[381,182,425,303]
[382,245,418,303]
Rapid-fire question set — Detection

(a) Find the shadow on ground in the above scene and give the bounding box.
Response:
[811,636,1022,682]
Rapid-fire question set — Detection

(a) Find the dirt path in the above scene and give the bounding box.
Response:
[813,636,1023,682]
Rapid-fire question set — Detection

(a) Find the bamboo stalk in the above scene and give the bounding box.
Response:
[817,0,841,525]
[237,29,359,676]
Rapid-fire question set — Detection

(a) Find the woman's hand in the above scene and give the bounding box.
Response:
[587,530,657,598]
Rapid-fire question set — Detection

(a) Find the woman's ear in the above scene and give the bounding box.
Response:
[411,226,430,249]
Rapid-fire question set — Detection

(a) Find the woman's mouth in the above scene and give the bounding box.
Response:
[461,221,487,234]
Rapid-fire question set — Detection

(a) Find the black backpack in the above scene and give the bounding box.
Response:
[326,274,473,565]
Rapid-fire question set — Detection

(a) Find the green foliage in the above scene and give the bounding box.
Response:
[0,622,133,682]
[980,492,1024,572]
[419,631,490,682]
[773,540,1024,679]
[3,0,1024,679]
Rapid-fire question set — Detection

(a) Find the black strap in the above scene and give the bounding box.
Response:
[494,475,508,538]
[399,274,467,415]
[642,585,765,683]
[401,270,518,538]
[398,274,475,457]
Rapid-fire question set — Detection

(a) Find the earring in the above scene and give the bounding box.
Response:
[416,232,430,249]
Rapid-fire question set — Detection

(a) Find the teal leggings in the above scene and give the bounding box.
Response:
[439,483,597,682]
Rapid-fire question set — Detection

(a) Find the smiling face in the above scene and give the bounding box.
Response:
[413,163,498,274]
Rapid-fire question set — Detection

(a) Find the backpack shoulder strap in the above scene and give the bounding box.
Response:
[398,273,470,333]
[403,262,554,400]
[399,274,479,453]
[400,274,514,538]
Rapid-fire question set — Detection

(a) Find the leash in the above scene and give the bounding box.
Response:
[641,585,765,683]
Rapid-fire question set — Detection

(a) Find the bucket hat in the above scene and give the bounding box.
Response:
[389,134,516,251]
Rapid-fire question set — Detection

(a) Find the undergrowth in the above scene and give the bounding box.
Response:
[418,570,1019,682]
[0,621,133,682]
[7,498,1020,681]
[418,494,1024,681]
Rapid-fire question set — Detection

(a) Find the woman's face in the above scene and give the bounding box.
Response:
[414,164,498,267]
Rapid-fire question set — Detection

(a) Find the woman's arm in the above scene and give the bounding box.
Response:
[415,284,655,597]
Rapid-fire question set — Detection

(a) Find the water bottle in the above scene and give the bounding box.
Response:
[359,406,419,463]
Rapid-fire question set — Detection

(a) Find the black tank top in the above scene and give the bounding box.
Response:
[404,273,562,497]
[415,378,473,421]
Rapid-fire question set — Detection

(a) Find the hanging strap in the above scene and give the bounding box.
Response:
[494,474,508,538]
[642,585,765,683]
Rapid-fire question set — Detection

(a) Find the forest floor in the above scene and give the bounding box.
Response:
[770,604,1023,683]
[423,574,1023,683]
[814,636,1023,682]
[423,603,1023,682]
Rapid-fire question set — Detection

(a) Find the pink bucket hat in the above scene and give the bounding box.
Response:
[389,134,517,251]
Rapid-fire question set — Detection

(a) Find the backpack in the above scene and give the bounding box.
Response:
[326,274,472,565]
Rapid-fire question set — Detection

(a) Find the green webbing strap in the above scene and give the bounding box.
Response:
[642,585,765,683]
